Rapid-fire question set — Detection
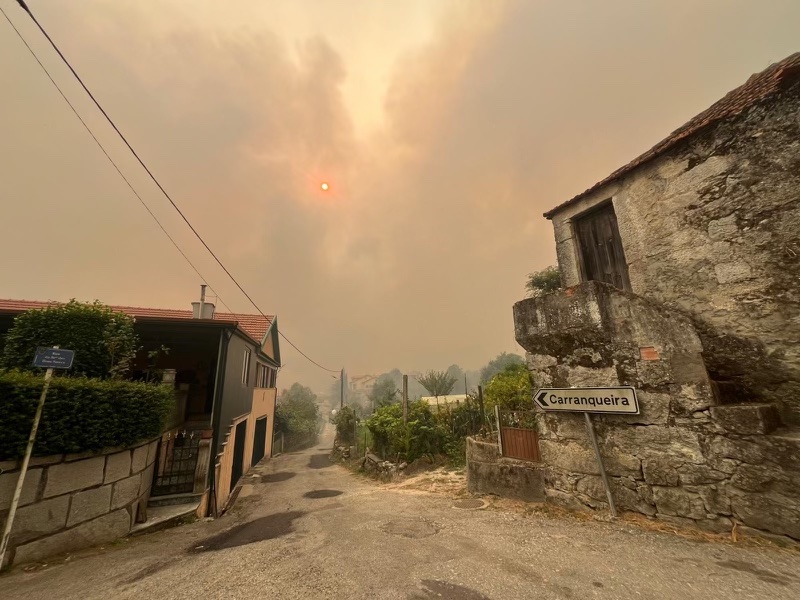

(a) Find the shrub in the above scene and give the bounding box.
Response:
[525,265,562,298]
[1,300,138,379]
[484,363,534,412]
[0,370,174,459]
[333,405,357,444]
[275,383,320,448]
[366,400,450,462]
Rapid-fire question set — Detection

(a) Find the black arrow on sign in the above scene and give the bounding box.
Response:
[536,390,549,407]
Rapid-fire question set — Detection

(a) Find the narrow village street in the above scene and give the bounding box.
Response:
[1,424,799,600]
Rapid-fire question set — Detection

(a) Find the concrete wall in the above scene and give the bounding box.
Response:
[214,413,248,512]
[513,282,800,541]
[210,388,275,514]
[548,82,800,423]
[0,437,159,567]
[466,437,545,502]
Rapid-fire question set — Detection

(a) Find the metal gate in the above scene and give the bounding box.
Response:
[497,410,540,462]
[230,420,248,492]
[252,416,267,465]
[151,429,202,496]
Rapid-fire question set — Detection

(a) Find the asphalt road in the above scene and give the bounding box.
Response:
[2,424,800,599]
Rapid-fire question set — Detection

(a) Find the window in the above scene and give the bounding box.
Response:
[574,202,631,292]
[255,363,277,388]
[242,349,251,385]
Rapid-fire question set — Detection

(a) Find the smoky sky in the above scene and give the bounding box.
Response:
[1,0,798,390]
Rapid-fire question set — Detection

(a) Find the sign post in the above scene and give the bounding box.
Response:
[584,412,617,517]
[0,347,74,567]
[533,386,639,518]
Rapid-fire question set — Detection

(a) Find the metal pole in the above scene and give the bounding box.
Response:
[340,368,344,409]
[584,413,617,517]
[0,365,54,567]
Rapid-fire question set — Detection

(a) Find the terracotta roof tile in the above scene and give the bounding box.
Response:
[0,299,273,344]
[545,52,800,218]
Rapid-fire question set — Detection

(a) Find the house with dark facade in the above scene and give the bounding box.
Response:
[0,290,281,517]
[513,52,800,540]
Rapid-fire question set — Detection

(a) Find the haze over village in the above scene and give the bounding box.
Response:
[1,1,800,598]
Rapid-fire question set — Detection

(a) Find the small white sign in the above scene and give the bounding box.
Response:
[534,387,639,415]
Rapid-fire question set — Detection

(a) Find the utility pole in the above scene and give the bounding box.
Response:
[402,374,409,424]
[340,368,344,409]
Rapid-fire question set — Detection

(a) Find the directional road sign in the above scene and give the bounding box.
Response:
[32,347,75,369]
[534,386,639,415]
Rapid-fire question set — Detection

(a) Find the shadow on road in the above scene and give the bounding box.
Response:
[189,511,306,553]
[260,471,296,483]
[303,489,343,499]
[308,454,332,469]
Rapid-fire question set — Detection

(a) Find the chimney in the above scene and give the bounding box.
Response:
[191,284,215,319]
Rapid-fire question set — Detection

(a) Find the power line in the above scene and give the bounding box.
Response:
[0,4,239,322]
[8,0,340,374]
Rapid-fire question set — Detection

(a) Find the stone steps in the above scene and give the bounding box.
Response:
[147,492,202,508]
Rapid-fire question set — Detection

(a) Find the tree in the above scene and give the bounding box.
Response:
[416,370,457,397]
[275,383,320,442]
[483,363,533,411]
[369,376,398,409]
[480,352,524,384]
[1,300,138,379]
[445,364,466,394]
[525,265,561,298]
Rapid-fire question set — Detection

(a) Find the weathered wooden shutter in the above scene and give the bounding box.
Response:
[575,203,632,292]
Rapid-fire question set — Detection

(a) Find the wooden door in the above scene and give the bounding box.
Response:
[575,203,631,292]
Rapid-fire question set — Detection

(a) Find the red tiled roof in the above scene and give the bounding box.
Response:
[0,299,273,343]
[544,52,800,218]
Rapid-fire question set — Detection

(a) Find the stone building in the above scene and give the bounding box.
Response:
[513,53,800,540]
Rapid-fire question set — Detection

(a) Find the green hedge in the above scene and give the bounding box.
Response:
[0,370,174,459]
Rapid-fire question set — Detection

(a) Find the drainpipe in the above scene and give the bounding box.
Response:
[206,327,230,517]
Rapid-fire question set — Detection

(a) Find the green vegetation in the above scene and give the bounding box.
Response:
[483,363,534,412]
[480,352,524,384]
[0,370,173,459]
[1,300,138,379]
[365,397,484,465]
[0,301,174,459]
[525,265,562,298]
[333,405,358,444]
[275,383,321,448]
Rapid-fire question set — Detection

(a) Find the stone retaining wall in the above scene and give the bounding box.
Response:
[0,437,159,567]
[513,282,800,542]
[466,437,545,502]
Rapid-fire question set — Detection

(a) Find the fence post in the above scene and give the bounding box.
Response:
[477,385,486,427]
[494,405,503,455]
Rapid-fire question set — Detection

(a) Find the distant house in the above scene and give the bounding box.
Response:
[0,290,281,516]
[349,374,378,395]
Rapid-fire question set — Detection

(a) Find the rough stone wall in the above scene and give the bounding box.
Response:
[513,282,800,541]
[549,82,800,423]
[0,437,159,567]
[466,437,545,502]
